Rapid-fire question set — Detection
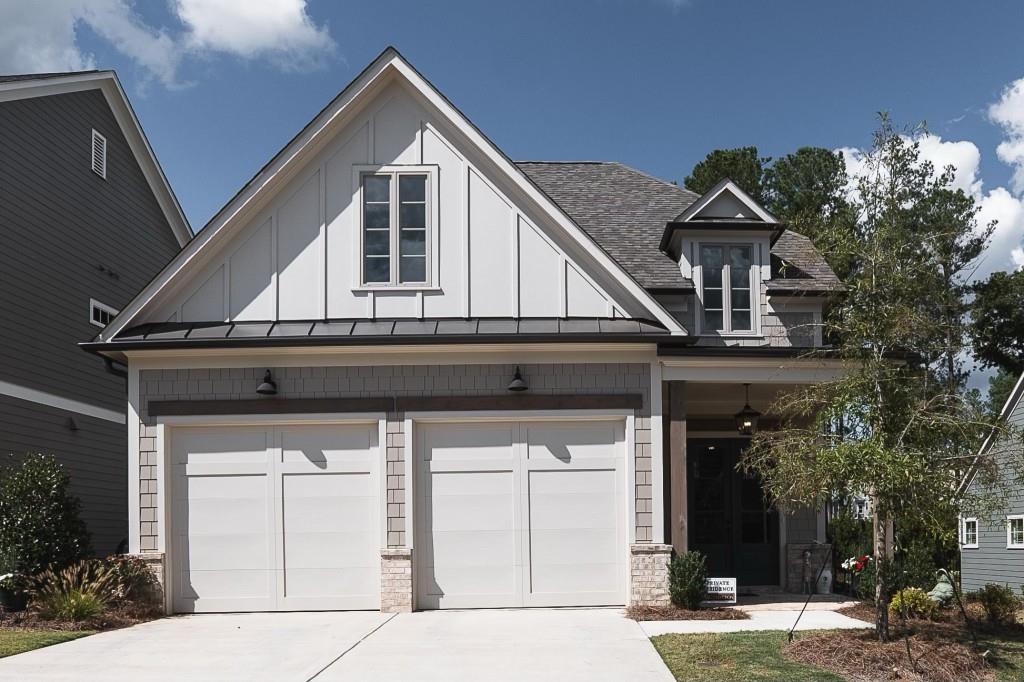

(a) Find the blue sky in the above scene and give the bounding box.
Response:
[4,1,1024,273]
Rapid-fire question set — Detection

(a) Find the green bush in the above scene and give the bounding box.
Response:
[974,584,1020,625]
[898,543,938,591]
[889,587,938,620]
[30,561,115,622]
[105,555,160,606]
[0,454,90,574]
[669,551,707,609]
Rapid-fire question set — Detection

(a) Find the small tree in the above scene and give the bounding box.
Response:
[0,453,91,575]
[741,115,1013,641]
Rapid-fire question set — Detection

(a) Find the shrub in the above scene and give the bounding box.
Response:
[897,543,938,591]
[0,454,90,574]
[974,584,1020,625]
[889,587,938,620]
[105,555,160,607]
[30,560,115,622]
[669,551,707,609]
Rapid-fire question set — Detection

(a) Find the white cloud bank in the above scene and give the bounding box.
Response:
[837,86,1024,281]
[0,0,336,87]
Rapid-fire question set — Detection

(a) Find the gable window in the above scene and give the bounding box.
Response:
[91,129,107,179]
[360,170,430,286]
[961,517,978,549]
[89,299,118,327]
[700,244,753,333]
[1008,515,1024,549]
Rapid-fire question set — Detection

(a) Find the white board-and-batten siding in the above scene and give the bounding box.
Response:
[150,82,623,325]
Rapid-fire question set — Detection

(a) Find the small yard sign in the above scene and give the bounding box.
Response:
[702,577,737,605]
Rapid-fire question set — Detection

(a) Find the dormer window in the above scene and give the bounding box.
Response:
[699,244,753,333]
[356,166,436,288]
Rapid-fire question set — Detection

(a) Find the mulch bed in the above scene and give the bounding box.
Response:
[0,604,160,632]
[626,604,750,621]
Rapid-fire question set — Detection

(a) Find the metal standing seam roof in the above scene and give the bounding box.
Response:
[89,317,672,350]
[516,161,842,294]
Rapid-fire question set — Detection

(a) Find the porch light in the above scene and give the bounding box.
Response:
[256,370,278,396]
[734,383,760,435]
[507,367,528,392]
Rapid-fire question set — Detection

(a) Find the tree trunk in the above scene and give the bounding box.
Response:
[873,501,890,641]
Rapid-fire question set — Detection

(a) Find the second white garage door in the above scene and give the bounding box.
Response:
[415,419,627,609]
[170,423,380,613]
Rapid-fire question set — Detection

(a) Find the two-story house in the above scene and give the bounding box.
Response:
[82,48,843,613]
[0,72,191,555]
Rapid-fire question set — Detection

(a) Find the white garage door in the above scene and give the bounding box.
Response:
[416,419,627,609]
[171,423,380,613]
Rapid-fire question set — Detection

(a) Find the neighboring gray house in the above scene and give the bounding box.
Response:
[83,48,842,614]
[0,72,191,554]
[960,372,1024,592]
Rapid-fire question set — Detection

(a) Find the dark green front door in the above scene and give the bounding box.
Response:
[688,438,779,586]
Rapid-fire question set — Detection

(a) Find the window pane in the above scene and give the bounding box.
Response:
[704,310,723,330]
[701,246,724,284]
[364,175,390,202]
[730,246,751,287]
[400,229,426,256]
[399,174,426,202]
[400,255,426,283]
[364,203,389,229]
[703,289,723,310]
[731,310,751,331]
[732,289,750,310]
[364,257,389,283]
[364,230,390,256]
[400,203,426,229]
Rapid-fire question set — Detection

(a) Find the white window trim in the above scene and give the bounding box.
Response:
[961,517,979,549]
[89,298,119,328]
[351,164,439,291]
[693,240,762,336]
[1007,515,1024,549]
[91,128,107,179]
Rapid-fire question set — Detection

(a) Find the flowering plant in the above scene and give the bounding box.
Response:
[841,555,873,574]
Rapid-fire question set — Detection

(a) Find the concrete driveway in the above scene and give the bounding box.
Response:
[0,608,673,682]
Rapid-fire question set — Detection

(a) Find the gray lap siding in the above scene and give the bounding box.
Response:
[136,362,653,552]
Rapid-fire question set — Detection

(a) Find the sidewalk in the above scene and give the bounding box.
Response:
[638,609,872,635]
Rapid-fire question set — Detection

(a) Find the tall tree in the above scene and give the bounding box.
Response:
[741,115,1003,641]
[970,269,1024,376]
[683,146,768,201]
[764,147,859,278]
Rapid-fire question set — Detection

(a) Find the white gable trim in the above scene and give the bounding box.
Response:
[958,370,1024,496]
[98,48,682,341]
[0,72,192,246]
[676,178,778,224]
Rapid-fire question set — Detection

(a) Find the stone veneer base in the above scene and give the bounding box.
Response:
[381,548,414,613]
[629,543,671,607]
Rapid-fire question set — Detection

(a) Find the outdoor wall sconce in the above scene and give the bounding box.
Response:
[734,383,761,435]
[507,366,528,392]
[256,369,278,396]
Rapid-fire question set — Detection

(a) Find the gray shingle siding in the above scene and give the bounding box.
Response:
[962,392,1024,593]
[0,87,181,557]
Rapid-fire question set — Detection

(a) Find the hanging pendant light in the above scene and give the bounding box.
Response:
[256,369,278,396]
[734,383,761,435]
[507,366,528,392]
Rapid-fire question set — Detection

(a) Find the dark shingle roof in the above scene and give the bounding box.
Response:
[517,162,700,289]
[517,161,840,294]
[0,70,100,83]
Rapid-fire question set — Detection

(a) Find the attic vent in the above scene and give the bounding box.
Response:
[91,129,107,179]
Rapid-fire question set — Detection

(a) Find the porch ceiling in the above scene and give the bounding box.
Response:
[681,382,804,418]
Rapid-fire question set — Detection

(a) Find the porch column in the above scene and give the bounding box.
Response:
[668,381,687,555]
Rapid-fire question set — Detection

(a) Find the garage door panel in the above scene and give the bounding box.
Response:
[281,473,375,531]
[179,532,273,570]
[421,564,518,601]
[427,469,514,494]
[528,528,619,564]
[279,424,374,465]
[424,423,515,461]
[282,566,379,599]
[527,471,618,530]
[420,529,517,566]
[525,423,620,462]
[529,561,620,594]
[179,568,274,601]
[172,428,270,465]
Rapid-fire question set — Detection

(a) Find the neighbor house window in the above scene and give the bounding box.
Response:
[89,298,118,327]
[961,517,978,548]
[700,244,753,333]
[361,171,429,286]
[1008,515,1024,549]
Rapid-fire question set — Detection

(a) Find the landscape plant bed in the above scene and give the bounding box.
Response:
[626,604,750,621]
[0,603,160,632]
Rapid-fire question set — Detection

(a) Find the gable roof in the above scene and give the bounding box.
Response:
[959,371,1024,496]
[95,48,685,342]
[0,70,191,246]
[673,178,778,224]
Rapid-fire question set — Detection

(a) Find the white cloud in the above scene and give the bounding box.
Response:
[174,0,335,71]
[990,77,1024,195]
[0,0,336,88]
[838,132,1024,281]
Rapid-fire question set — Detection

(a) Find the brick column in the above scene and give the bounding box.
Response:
[629,543,671,606]
[381,548,413,612]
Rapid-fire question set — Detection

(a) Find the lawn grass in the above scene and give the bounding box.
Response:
[0,630,94,658]
[651,630,842,682]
